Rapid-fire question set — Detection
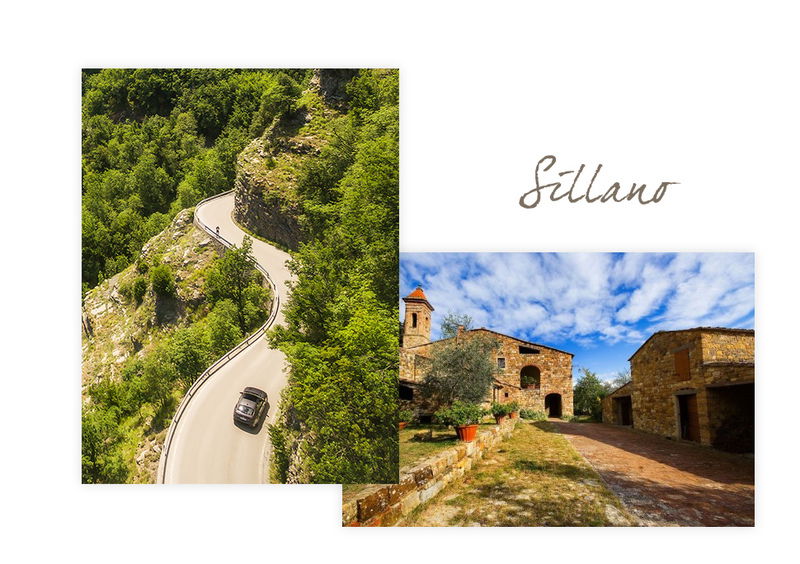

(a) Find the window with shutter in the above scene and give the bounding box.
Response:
[675,349,690,381]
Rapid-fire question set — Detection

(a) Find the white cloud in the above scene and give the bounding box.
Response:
[400,252,754,347]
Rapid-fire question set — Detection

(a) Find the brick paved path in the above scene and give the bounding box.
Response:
[552,421,754,526]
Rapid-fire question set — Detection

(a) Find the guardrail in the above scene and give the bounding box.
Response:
[156,190,281,483]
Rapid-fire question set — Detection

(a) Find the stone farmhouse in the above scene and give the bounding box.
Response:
[603,328,754,452]
[399,287,574,419]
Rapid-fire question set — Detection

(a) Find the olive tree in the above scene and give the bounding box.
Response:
[422,313,498,406]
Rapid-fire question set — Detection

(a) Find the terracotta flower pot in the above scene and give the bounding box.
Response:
[509,411,519,419]
[455,424,479,442]
[398,421,408,430]
[494,414,507,424]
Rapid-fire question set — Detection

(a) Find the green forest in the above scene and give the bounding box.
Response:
[82,68,307,293]
[268,69,399,484]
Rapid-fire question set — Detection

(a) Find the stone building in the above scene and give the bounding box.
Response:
[399,287,573,418]
[602,327,754,452]
[602,381,633,426]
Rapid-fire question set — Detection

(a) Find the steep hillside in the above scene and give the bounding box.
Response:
[233,69,359,250]
[81,210,221,482]
[82,209,219,388]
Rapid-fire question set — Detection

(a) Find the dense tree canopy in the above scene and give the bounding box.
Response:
[82,69,310,292]
[268,69,399,484]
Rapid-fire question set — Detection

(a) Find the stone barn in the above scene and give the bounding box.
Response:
[602,381,633,426]
[603,327,754,453]
[399,287,574,418]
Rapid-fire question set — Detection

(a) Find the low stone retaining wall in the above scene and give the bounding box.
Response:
[342,419,519,526]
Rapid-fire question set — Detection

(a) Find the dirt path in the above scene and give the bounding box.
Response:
[552,421,754,526]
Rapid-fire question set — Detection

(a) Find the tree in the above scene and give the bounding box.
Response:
[150,263,176,297]
[129,152,173,215]
[422,319,499,406]
[272,285,398,484]
[169,324,211,386]
[206,300,244,358]
[440,312,473,339]
[205,236,270,332]
[573,368,607,419]
[604,369,632,394]
[81,408,129,484]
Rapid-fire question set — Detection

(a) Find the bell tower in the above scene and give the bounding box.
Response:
[402,286,434,348]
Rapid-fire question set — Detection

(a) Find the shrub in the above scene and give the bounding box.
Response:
[119,275,148,305]
[508,401,520,413]
[131,276,147,304]
[435,401,486,427]
[520,409,546,421]
[398,408,414,423]
[135,257,150,275]
[490,402,513,417]
[150,263,176,297]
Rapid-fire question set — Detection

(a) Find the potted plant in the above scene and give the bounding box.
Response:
[435,401,486,442]
[398,408,414,430]
[508,401,520,419]
[490,402,512,424]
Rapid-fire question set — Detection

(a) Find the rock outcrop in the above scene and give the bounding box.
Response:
[233,69,357,250]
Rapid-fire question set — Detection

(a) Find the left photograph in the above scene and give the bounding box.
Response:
[81,68,399,484]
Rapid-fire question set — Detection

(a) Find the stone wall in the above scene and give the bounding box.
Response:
[399,328,573,416]
[700,331,755,364]
[630,328,754,446]
[485,329,573,415]
[602,381,632,424]
[342,419,519,526]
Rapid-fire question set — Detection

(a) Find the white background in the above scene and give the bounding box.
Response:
[2,1,797,562]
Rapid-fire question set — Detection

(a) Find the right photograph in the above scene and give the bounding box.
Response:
[343,252,755,527]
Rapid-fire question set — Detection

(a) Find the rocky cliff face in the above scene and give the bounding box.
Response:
[233,138,307,251]
[233,69,357,250]
[311,68,359,109]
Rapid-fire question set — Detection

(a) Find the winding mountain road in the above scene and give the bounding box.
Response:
[159,192,294,483]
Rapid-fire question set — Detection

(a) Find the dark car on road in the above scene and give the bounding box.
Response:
[233,387,268,427]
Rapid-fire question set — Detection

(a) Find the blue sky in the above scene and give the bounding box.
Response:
[400,253,754,383]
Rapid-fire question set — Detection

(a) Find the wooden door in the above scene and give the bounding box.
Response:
[679,394,700,442]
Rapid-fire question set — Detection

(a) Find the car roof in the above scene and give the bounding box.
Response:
[242,387,267,399]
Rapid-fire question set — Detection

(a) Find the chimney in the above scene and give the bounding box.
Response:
[456,325,465,341]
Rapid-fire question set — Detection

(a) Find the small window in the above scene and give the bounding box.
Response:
[675,349,690,381]
[399,385,414,401]
[519,345,540,355]
[504,392,509,398]
[497,357,506,369]
[411,313,417,328]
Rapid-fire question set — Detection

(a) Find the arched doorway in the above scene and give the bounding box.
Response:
[520,365,541,389]
[544,393,562,418]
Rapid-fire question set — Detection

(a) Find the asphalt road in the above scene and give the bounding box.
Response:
[161,193,293,483]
